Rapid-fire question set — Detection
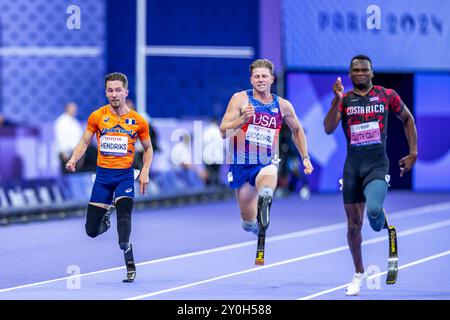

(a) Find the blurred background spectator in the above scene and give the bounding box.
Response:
[53,102,84,174]
[277,123,310,199]
[0,113,17,128]
[202,117,224,187]
[172,131,208,181]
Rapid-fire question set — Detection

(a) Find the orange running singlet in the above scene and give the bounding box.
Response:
[86,105,150,169]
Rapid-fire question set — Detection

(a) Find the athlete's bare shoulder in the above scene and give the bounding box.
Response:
[231,90,248,101]
[277,96,290,106]
[278,97,294,117]
[228,91,249,109]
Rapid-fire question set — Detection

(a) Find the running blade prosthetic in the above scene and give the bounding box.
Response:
[255,196,272,265]
[123,244,136,283]
[384,212,398,284]
[255,228,266,266]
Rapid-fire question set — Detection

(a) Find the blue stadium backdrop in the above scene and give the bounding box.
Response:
[0,0,106,123]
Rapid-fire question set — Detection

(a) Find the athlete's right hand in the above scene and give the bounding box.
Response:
[333,77,344,99]
[303,158,314,175]
[240,104,255,123]
[65,159,76,172]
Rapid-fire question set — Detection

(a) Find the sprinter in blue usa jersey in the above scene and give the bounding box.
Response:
[220,59,313,264]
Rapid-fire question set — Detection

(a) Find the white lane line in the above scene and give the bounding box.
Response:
[124,219,450,300]
[389,202,450,220]
[1,202,449,294]
[298,249,450,300]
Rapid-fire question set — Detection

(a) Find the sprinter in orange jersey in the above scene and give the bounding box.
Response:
[66,72,153,282]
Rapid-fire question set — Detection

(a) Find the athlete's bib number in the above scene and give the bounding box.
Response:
[246,124,275,147]
[350,121,381,146]
[100,135,128,156]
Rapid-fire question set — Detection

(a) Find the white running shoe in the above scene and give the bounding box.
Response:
[345,272,367,296]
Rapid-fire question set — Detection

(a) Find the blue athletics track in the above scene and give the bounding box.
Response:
[1,191,450,300]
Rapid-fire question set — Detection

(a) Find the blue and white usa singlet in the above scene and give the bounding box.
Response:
[231,90,283,165]
[227,90,283,189]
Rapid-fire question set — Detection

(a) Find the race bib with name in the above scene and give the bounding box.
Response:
[350,121,381,146]
[246,124,275,147]
[100,135,128,156]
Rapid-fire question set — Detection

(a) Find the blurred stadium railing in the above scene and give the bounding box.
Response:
[0,170,232,225]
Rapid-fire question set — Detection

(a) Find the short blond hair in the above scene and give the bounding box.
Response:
[249,59,275,76]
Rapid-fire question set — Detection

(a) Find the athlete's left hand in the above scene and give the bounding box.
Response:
[399,153,417,177]
[65,159,76,172]
[139,172,149,195]
[303,158,314,175]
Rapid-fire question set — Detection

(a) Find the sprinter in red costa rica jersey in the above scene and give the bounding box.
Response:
[324,55,418,295]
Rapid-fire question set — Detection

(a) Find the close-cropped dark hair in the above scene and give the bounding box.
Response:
[350,55,372,70]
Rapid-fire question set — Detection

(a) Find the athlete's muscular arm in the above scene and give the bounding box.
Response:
[66,129,94,172]
[219,92,255,138]
[397,106,418,177]
[139,139,153,195]
[324,77,344,134]
[280,99,313,175]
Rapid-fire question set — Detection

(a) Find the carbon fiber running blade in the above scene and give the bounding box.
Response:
[255,228,266,266]
[123,244,136,283]
[386,225,398,284]
[258,197,271,230]
[123,261,136,283]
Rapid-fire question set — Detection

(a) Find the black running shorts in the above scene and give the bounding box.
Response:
[342,144,389,204]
